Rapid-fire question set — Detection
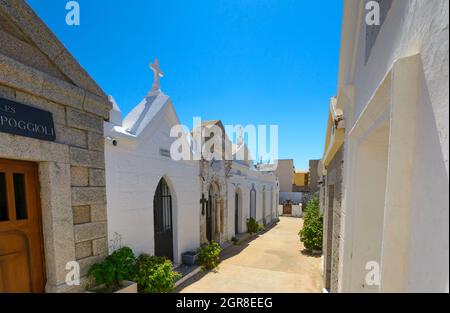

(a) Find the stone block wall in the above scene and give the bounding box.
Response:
[0,48,111,292]
[321,146,343,293]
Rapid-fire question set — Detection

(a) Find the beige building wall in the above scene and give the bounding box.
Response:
[308,160,320,193]
[274,159,294,192]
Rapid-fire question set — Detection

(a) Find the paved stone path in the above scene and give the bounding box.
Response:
[177,217,323,293]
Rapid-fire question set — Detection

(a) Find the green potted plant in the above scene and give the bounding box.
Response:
[133,254,181,293]
[86,246,137,293]
[197,241,222,270]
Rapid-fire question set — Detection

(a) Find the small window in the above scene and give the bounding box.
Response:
[0,172,8,221]
[13,173,28,220]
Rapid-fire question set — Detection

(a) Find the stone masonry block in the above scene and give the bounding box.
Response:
[70,147,105,169]
[72,187,106,206]
[72,205,91,225]
[87,131,104,152]
[92,237,108,256]
[71,166,89,187]
[89,168,105,187]
[74,222,107,243]
[75,241,93,259]
[67,108,103,133]
[90,203,107,222]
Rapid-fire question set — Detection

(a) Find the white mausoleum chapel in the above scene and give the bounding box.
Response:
[104,59,279,264]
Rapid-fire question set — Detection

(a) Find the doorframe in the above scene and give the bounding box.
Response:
[0,133,77,292]
[152,177,174,261]
[0,158,47,292]
[250,185,256,219]
[152,175,178,263]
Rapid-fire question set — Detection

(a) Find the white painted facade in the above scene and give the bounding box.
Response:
[197,122,279,244]
[336,0,448,292]
[226,161,279,240]
[104,90,200,264]
[104,76,280,264]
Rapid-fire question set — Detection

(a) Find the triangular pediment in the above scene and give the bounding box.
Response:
[0,1,106,97]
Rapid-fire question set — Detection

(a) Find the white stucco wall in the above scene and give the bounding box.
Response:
[338,0,449,292]
[291,205,302,218]
[226,162,278,240]
[104,96,201,264]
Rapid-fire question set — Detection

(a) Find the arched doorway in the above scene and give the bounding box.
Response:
[250,185,256,219]
[235,192,239,235]
[153,178,173,261]
[270,186,274,220]
[262,186,266,225]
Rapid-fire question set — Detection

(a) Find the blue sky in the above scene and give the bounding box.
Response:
[27,0,343,170]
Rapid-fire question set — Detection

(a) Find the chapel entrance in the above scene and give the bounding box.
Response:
[0,159,45,293]
[206,193,213,242]
[250,186,256,219]
[153,178,174,261]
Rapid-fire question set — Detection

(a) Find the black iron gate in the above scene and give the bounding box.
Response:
[206,194,213,242]
[153,178,173,261]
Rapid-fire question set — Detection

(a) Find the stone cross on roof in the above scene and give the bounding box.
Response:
[149,58,164,92]
[237,126,244,146]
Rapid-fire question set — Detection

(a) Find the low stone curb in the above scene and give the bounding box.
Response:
[174,266,202,288]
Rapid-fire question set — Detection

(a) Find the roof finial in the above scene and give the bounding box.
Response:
[149,58,164,92]
[237,126,244,146]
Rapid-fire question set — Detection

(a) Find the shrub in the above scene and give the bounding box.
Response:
[246,217,259,234]
[133,254,181,293]
[197,241,222,270]
[231,236,239,245]
[87,246,136,292]
[258,222,266,232]
[299,196,323,251]
[247,217,265,234]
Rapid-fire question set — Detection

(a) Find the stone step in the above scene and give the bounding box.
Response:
[174,264,201,288]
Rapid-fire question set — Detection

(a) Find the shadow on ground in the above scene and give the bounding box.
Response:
[175,222,278,292]
[300,249,322,258]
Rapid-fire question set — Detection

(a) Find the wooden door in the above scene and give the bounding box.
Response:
[0,159,45,293]
[283,203,292,215]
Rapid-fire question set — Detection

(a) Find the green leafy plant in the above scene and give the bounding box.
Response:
[87,246,136,292]
[197,241,222,270]
[258,222,266,232]
[246,217,259,234]
[299,196,323,251]
[231,236,239,245]
[133,254,181,293]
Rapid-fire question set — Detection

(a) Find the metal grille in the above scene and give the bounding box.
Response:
[153,178,173,260]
